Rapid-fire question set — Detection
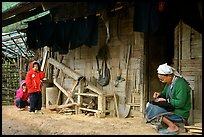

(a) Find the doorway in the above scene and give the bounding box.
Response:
[144,30,174,102]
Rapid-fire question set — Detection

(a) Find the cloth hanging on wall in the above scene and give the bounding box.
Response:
[38,22,55,48]
[26,23,39,50]
[26,14,54,50]
[69,15,99,49]
[52,20,74,54]
[133,1,159,33]
[26,14,99,54]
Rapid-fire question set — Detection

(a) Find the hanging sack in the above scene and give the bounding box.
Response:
[96,57,110,86]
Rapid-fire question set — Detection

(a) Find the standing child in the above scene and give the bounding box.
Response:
[26,61,45,113]
[14,80,30,111]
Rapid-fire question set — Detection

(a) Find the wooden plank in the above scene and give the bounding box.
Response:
[79,107,98,113]
[113,90,119,118]
[40,46,49,71]
[56,71,65,105]
[189,129,202,133]
[85,82,104,95]
[53,79,74,103]
[98,95,106,112]
[71,79,81,92]
[47,103,78,110]
[124,44,131,104]
[58,103,79,109]
[127,103,140,107]
[64,79,81,104]
[48,58,82,80]
[75,93,98,97]
[184,126,202,130]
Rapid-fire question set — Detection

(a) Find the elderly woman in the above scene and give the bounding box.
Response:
[144,63,191,135]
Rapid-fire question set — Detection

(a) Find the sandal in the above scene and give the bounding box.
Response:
[159,129,179,135]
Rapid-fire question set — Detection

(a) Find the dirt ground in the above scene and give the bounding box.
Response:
[2,105,191,135]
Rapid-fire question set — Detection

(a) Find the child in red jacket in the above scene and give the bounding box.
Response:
[14,80,30,111]
[26,61,45,113]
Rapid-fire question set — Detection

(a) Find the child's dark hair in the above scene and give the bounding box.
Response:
[32,61,40,71]
[22,83,26,87]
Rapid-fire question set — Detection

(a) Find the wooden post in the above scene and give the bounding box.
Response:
[98,95,106,113]
[77,79,85,114]
[112,83,119,118]
[56,70,65,105]
[19,55,22,82]
[41,46,49,71]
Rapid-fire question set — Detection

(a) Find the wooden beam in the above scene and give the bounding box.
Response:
[64,77,84,104]
[2,7,44,27]
[184,126,202,130]
[189,129,202,133]
[48,58,82,81]
[41,46,49,71]
[53,79,74,103]
[113,89,119,118]
[75,93,98,97]
[58,103,79,109]
[98,95,106,112]
[85,82,104,95]
[2,2,42,20]
[79,107,98,113]
[56,71,65,105]
[47,103,78,110]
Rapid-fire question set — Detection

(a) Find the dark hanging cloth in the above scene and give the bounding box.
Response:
[52,20,74,54]
[70,15,98,49]
[26,23,39,50]
[84,15,99,47]
[133,0,203,34]
[179,0,203,34]
[38,22,55,48]
[157,0,203,34]
[133,1,159,33]
[155,0,180,34]
[26,14,54,50]
[26,14,99,53]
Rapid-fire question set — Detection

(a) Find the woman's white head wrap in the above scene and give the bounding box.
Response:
[157,63,182,78]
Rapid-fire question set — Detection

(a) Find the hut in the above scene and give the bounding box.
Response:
[2,1,202,124]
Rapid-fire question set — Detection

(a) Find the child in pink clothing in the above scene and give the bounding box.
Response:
[14,80,30,111]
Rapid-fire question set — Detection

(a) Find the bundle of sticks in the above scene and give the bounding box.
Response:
[184,123,202,135]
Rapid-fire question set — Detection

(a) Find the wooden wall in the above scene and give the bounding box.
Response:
[51,7,145,115]
[174,21,202,124]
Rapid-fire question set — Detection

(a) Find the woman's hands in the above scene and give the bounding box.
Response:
[154,98,166,102]
[153,92,160,99]
[153,92,166,102]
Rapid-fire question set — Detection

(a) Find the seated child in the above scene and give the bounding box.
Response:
[14,80,30,111]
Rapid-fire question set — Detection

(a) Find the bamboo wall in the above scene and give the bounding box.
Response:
[2,63,20,105]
